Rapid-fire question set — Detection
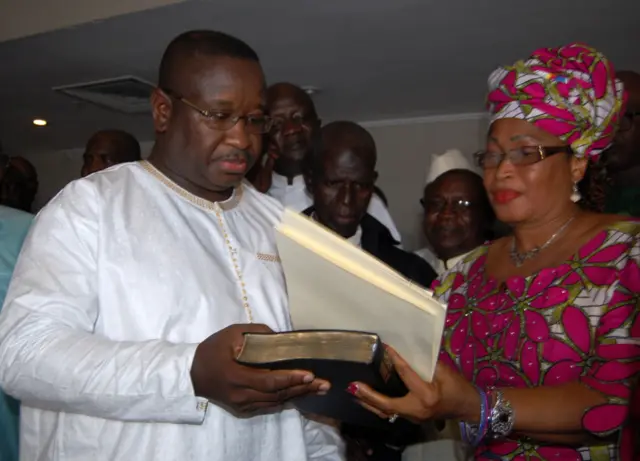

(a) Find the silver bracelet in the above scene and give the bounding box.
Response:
[489,389,515,439]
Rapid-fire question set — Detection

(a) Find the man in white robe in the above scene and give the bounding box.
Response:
[415,149,493,275]
[0,30,344,461]
[407,150,494,461]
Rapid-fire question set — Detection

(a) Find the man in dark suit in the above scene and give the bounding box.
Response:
[302,120,437,460]
[303,121,436,288]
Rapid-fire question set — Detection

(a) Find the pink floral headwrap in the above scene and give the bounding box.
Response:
[487,43,627,159]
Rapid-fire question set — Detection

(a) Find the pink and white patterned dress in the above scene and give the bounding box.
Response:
[433,220,640,461]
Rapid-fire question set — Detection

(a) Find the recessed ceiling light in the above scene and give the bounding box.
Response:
[301,86,321,96]
[33,119,47,126]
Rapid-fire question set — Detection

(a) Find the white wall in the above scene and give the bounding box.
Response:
[23,113,489,251]
[24,141,153,212]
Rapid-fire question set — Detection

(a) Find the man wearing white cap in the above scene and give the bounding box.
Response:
[415,149,494,275]
[404,149,494,461]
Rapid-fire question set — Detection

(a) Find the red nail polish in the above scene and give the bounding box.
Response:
[346,383,359,395]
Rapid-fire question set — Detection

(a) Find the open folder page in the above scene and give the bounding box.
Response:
[275,208,447,381]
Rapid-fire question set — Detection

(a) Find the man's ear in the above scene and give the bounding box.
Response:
[151,88,172,133]
[372,170,379,184]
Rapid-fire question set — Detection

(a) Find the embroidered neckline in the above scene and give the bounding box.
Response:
[139,160,243,211]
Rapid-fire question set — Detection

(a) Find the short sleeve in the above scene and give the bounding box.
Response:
[581,239,640,437]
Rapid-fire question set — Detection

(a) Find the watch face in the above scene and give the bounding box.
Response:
[490,392,515,437]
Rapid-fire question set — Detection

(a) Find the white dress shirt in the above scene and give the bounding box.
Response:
[414,247,471,276]
[267,172,402,245]
[0,161,344,461]
[346,227,363,248]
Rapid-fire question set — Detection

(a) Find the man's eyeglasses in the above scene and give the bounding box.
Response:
[619,111,640,133]
[421,198,473,214]
[161,88,273,134]
[474,145,572,170]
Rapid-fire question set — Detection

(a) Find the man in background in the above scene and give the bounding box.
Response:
[415,149,495,274]
[407,151,494,461]
[600,70,640,216]
[246,82,319,196]
[303,121,435,286]
[81,129,142,177]
[0,156,38,213]
[250,82,403,244]
[0,146,33,461]
[302,121,436,460]
[265,83,320,200]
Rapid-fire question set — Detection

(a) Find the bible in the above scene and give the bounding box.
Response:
[274,208,447,382]
[236,330,410,428]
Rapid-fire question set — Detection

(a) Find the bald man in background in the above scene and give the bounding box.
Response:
[81,129,142,177]
[302,120,436,461]
[0,157,38,213]
[0,145,33,461]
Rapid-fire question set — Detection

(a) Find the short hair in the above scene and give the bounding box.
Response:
[305,121,376,178]
[158,30,259,89]
[3,156,38,212]
[267,82,319,120]
[88,130,141,162]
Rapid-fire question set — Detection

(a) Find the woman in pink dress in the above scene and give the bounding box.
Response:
[348,43,639,461]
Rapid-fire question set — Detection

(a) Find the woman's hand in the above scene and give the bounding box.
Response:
[348,346,481,424]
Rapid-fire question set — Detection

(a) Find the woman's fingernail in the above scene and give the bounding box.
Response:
[346,383,359,395]
[303,374,315,383]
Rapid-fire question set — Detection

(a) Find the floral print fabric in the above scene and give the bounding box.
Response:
[487,42,626,159]
[433,221,640,461]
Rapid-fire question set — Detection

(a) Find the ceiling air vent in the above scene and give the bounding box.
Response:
[53,76,156,114]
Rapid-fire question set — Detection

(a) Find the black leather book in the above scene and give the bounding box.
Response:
[235,330,409,429]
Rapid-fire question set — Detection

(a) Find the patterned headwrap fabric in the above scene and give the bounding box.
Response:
[487,42,627,159]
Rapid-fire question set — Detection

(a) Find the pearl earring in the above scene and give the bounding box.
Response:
[570,182,581,203]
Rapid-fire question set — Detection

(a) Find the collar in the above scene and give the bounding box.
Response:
[347,226,363,247]
[436,250,473,272]
[270,172,306,189]
[140,160,243,211]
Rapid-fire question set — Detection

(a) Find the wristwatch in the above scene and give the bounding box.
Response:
[489,389,514,439]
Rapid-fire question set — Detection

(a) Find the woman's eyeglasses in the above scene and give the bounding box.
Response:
[474,145,572,170]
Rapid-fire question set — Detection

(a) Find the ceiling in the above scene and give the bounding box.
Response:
[1,0,639,155]
[0,0,186,42]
